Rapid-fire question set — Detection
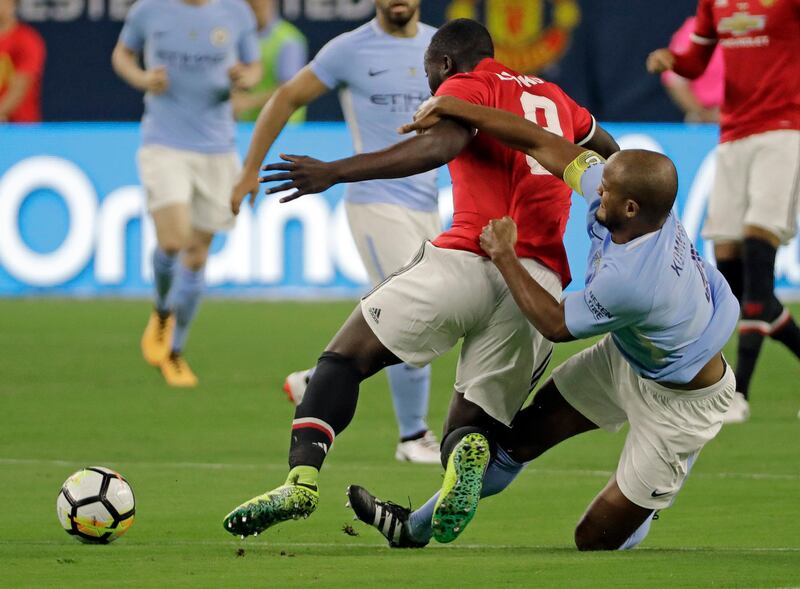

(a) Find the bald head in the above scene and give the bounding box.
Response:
[605,150,678,225]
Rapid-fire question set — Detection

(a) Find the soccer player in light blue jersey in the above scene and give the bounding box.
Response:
[347,96,740,550]
[230,0,441,463]
[112,0,261,387]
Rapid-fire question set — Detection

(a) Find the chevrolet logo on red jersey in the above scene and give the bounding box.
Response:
[718,11,766,36]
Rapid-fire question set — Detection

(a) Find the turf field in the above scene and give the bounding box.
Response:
[0,299,798,589]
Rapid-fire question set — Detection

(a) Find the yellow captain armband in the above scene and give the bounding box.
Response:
[563,151,605,195]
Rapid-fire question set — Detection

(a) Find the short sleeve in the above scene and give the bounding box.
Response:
[435,72,493,106]
[13,29,45,76]
[119,0,149,52]
[563,154,605,200]
[692,0,718,44]
[563,155,606,239]
[309,35,350,89]
[277,38,308,82]
[554,86,595,145]
[564,270,647,338]
[237,5,260,64]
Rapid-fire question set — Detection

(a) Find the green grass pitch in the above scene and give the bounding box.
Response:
[0,299,798,588]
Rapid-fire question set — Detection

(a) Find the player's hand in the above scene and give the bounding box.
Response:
[399,97,442,134]
[685,107,720,123]
[230,171,260,215]
[228,62,258,90]
[480,217,518,260]
[646,48,675,74]
[260,154,336,202]
[143,67,169,94]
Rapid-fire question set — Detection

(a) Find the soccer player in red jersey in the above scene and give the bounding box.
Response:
[648,0,800,423]
[0,0,45,123]
[222,18,619,540]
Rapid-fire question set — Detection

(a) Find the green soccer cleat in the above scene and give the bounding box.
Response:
[432,432,490,543]
[223,466,319,538]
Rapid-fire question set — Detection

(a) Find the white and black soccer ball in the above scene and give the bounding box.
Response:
[56,467,135,544]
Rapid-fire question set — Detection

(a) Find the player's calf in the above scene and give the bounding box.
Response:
[574,477,656,551]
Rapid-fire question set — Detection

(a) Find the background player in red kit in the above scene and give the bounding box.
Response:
[222,18,619,539]
[648,0,800,422]
[0,0,45,123]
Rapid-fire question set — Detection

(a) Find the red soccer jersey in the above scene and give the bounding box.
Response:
[0,23,46,122]
[685,0,800,143]
[432,58,595,287]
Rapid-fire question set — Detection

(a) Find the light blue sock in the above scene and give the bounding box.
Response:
[617,452,699,550]
[407,492,439,544]
[170,262,205,354]
[152,248,177,314]
[407,447,525,543]
[387,363,431,439]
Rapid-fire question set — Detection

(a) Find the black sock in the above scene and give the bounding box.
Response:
[736,238,781,399]
[735,332,765,399]
[715,258,744,303]
[770,314,800,360]
[400,430,427,443]
[439,426,492,469]
[288,352,363,471]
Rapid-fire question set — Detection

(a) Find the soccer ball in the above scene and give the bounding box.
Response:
[56,467,136,544]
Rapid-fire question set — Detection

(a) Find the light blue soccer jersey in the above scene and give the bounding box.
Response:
[563,160,740,384]
[310,19,438,212]
[120,0,259,153]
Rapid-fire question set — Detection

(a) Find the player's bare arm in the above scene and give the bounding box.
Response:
[260,119,472,202]
[646,43,714,80]
[230,66,329,214]
[401,96,611,179]
[0,71,34,122]
[480,217,574,343]
[111,42,169,94]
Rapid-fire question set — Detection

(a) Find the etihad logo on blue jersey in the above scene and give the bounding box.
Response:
[369,92,428,112]
[155,49,226,69]
[445,0,580,73]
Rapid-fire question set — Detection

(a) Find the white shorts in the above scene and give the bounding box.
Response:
[553,334,736,510]
[137,144,240,233]
[345,200,441,285]
[362,242,562,425]
[703,129,800,245]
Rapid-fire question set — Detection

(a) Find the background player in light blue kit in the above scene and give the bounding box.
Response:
[348,96,740,550]
[230,0,441,463]
[112,0,261,387]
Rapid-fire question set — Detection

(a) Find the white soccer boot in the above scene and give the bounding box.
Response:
[395,431,441,464]
[722,392,751,424]
[282,369,311,405]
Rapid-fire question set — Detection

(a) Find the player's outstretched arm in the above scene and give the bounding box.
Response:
[230,66,329,214]
[400,96,585,180]
[479,217,574,343]
[261,119,472,202]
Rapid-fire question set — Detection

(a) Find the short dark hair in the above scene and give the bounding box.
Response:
[427,18,494,69]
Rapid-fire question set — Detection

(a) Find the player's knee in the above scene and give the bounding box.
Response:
[159,241,183,257]
[158,231,191,256]
[315,351,364,383]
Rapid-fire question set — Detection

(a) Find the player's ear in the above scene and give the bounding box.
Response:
[442,55,455,77]
[625,199,639,219]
